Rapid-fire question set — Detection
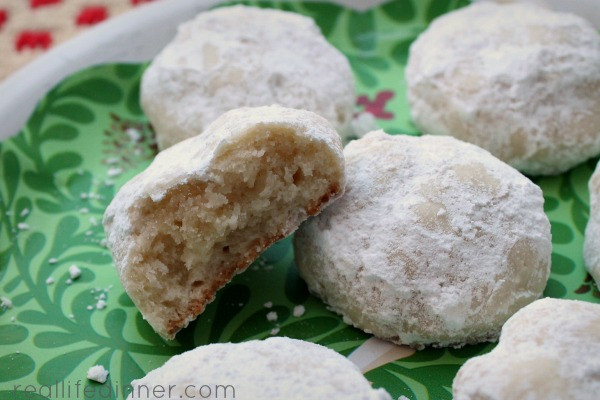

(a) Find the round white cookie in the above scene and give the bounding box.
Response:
[294,131,552,348]
[406,1,600,176]
[103,106,345,339]
[453,298,600,400]
[584,161,600,285]
[142,5,355,150]
[128,337,392,400]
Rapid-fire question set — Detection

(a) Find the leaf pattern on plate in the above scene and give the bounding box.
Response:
[0,353,36,383]
[0,1,598,399]
[0,324,29,345]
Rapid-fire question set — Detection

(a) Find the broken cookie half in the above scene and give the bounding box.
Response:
[103,105,345,339]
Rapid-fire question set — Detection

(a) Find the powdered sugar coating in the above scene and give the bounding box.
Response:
[584,161,600,285]
[142,5,355,150]
[128,337,392,400]
[103,105,345,338]
[294,131,552,348]
[453,298,600,400]
[406,1,600,176]
[104,105,342,220]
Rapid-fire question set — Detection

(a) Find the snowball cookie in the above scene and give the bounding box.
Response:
[103,105,345,339]
[406,1,600,176]
[453,298,600,400]
[142,5,355,150]
[128,337,391,400]
[584,162,600,285]
[294,131,552,348]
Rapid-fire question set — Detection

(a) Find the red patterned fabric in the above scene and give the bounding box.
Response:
[0,0,158,81]
[15,30,53,51]
[30,0,63,9]
[76,6,108,26]
[0,9,7,30]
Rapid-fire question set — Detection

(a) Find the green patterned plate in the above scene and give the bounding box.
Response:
[1,1,599,399]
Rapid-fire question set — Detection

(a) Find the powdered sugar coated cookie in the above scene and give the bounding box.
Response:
[104,106,345,339]
[294,131,552,348]
[128,337,392,400]
[406,1,600,175]
[584,161,600,285]
[142,5,355,150]
[453,298,600,400]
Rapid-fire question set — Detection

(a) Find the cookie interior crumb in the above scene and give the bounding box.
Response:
[122,126,341,337]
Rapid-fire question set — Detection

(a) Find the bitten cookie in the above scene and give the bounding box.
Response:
[128,337,392,400]
[294,131,551,348]
[141,5,355,150]
[453,298,600,400]
[406,1,600,175]
[103,106,345,339]
[584,161,600,285]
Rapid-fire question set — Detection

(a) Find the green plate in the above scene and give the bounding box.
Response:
[1,1,599,399]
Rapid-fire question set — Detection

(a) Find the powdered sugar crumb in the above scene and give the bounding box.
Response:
[126,128,142,142]
[87,365,109,383]
[96,299,107,310]
[69,265,82,280]
[1,297,13,309]
[107,167,123,178]
[293,305,305,317]
[266,311,278,322]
